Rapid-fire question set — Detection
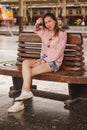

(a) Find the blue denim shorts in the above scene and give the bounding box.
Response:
[40,54,59,72]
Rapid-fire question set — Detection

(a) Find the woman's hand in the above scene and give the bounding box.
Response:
[32,60,46,67]
[35,17,43,27]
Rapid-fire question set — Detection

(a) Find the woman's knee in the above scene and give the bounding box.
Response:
[22,59,30,68]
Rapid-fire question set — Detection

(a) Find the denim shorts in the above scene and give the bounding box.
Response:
[40,54,59,72]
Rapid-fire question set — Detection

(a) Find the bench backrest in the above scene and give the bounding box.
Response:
[17,32,84,71]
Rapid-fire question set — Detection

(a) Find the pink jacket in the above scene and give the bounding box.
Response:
[34,26,67,68]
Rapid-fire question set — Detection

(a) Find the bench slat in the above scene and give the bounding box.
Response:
[63,56,84,61]
[67,34,83,44]
[63,61,84,67]
[18,43,41,49]
[19,33,41,43]
[65,45,83,51]
[64,51,84,56]
[18,48,41,53]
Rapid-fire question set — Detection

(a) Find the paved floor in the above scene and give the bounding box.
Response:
[0,31,87,130]
[0,96,87,130]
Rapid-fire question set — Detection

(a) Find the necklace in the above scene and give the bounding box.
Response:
[47,32,55,48]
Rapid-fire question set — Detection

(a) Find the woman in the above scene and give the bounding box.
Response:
[8,12,67,112]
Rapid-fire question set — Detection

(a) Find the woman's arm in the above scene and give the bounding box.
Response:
[35,17,43,28]
[34,17,43,31]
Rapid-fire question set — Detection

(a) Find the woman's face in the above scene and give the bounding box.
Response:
[44,16,56,31]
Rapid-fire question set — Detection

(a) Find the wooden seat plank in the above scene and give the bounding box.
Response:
[0,61,87,84]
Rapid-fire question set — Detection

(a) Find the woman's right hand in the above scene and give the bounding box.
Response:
[35,17,43,27]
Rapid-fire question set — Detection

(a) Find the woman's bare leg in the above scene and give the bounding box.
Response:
[8,59,52,112]
[21,59,34,92]
[21,59,52,92]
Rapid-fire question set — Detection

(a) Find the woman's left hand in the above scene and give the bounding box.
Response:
[32,60,45,67]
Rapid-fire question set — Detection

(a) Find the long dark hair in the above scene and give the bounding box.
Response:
[43,12,61,36]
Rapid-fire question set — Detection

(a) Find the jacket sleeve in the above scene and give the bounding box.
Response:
[33,25,43,38]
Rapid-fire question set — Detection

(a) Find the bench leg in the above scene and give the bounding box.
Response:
[9,77,37,98]
[64,84,87,105]
[68,84,87,99]
[9,77,23,98]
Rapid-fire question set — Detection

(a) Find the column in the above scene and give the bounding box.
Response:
[18,0,24,33]
[62,0,69,29]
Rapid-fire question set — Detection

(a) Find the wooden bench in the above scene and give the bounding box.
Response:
[0,32,87,104]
